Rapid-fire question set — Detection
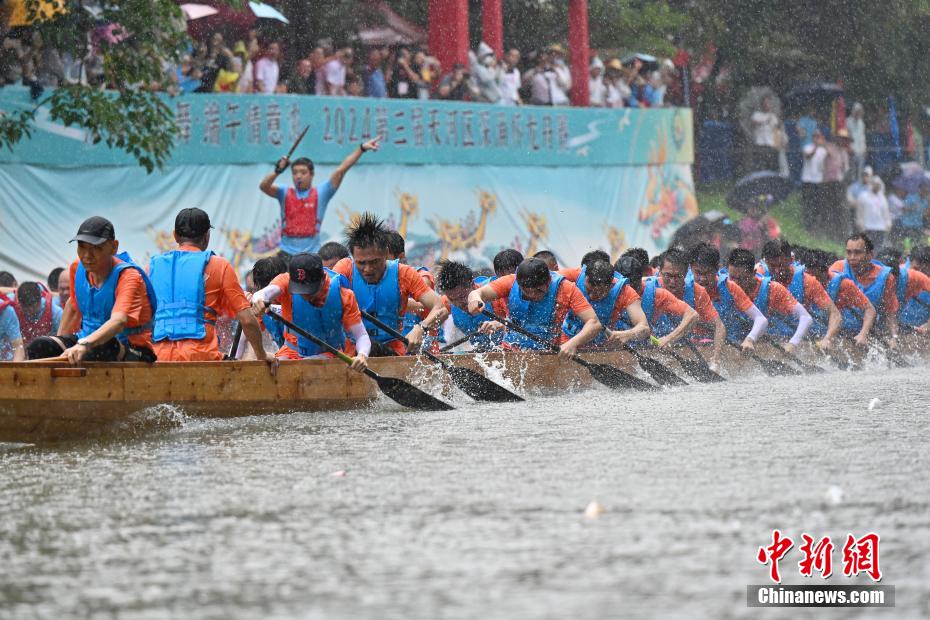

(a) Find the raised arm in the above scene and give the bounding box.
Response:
[330,137,381,190]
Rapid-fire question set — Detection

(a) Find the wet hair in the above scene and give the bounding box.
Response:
[761,239,791,260]
[532,250,558,270]
[17,282,43,307]
[615,256,645,282]
[688,243,720,269]
[436,260,474,292]
[252,255,288,289]
[580,249,611,269]
[515,258,550,288]
[876,247,901,267]
[727,248,757,271]
[47,267,65,292]
[291,157,314,172]
[344,212,388,253]
[493,248,523,276]
[384,230,405,258]
[792,245,815,267]
[661,248,688,269]
[0,271,16,287]
[319,241,349,263]
[621,247,649,267]
[805,250,832,273]
[847,232,874,252]
[586,260,615,287]
[911,245,930,265]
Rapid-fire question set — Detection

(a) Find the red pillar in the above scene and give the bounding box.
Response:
[481,0,503,58]
[568,0,590,107]
[428,0,470,73]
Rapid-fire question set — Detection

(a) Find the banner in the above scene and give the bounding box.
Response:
[0,88,697,282]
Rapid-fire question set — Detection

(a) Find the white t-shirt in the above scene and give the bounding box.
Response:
[801,144,826,183]
[856,190,891,232]
[254,58,279,94]
[324,59,346,94]
[589,76,607,107]
[751,111,779,147]
[499,67,521,105]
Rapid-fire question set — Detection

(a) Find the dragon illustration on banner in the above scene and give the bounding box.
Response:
[637,128,698,246]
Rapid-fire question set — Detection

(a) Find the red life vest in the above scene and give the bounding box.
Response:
[12,291,53,345]
[282,187,320,238]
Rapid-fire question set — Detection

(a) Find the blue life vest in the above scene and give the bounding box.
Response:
[401,266,431,336]
[650,274,695,338]
[262,313,286,347]
[898,263,930,327]
[285,271,346,357]
[74,252,157,344]
[766,267,808,338]
[449,276,502,350]
[842,260,892,326]
[562,266,628,345]
[713,270,758,343]
[505,272,564,350]
[149,250,216,342]
[349,259,402,344]
[813,273,864,335]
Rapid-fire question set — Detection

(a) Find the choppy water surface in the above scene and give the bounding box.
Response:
[1,365,929,619]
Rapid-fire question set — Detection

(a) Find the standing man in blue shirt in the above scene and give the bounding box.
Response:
[259,137,381,259]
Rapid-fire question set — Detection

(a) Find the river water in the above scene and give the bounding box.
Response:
[1,363,928,619]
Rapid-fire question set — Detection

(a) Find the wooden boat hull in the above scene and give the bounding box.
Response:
[1,335,926,444]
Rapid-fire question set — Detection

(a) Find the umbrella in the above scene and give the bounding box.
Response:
[727,171,795,212]
[249,1,289,24]
[783,82,843,114]
[181,3,219,20]
[621,53,659,73]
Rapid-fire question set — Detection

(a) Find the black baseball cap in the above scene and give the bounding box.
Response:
[175,208,213,238]
[289,253,325,294]
[70,216,115,245]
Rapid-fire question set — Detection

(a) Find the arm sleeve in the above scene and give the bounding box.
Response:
[745,303,769,342]
[255,283,284,303]
[347,322,371,357]
[789,303,813,346]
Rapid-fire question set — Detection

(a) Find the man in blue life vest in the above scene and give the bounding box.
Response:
[561,259,650,349]
[760,239,843,350]
[436,260,507,352]
[875,246,930,335]
[331,213,448,356]
[250,255,290,350]
[688,243,769,351]
[8,282,62,347]
[727,248,813,353]
[903,245,930,333]
[28,216,158,365]
[615,255,699,348]
[829,233,900,344]
[259,137,381,259]
[466,258,602,358]
[384,229,436,339]
[147,208,268,363]
[493,249,524,278]
[804,250,876,346]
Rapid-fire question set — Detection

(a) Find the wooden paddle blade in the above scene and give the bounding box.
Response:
[586,362,658,391]
[374,375,455,411]
[447,366,524,402]
[756,357,801,377]
[676,357,725,383]
[635,355,689,387]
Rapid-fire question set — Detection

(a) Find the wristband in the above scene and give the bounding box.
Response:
[358,144,368,154]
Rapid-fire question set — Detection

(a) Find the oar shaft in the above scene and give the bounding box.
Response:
[479,308,558,352]
[439,331,480,352]
[360,311,447,367]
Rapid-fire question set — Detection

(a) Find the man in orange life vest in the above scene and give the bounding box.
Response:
[259,137,381,258]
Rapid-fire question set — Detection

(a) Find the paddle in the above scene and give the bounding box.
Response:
[359,311,523,403]
[225,322,243,360]
[724,339,800,376]
[681,339,727,382]
[873,334,910,368]
[438,330,481,353]
[618,339,688,387]
[652,337,725,383]
[267,312,454,411]
[478,307,658,392]
[763,338,826,374]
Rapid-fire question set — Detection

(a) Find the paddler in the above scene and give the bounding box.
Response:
[615,255,699,347]
[805,250,876,346]
[688,243,769,351]
[829,233,899,344]
[492,249,523,277]
[147,208,268,363]
[727,248,812,352]
[654,248,726,366]
[251,253,370,369]
[28,216,158,364]
[259,137,381,259]
[876,247,930,334]
[436,260,506,351]
[903,246,930,333]
[557,249,611,282]
[760,239,843,349]
[0,295,25,361]
[385,230,436,339]
[466,257,601,358]
[9,281,62,347]
[331,213,447,356]
[561,259,650,348]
